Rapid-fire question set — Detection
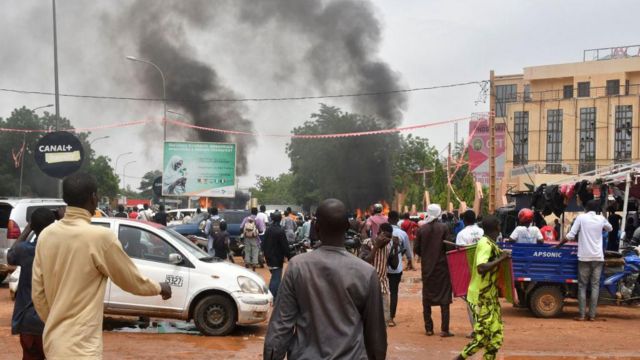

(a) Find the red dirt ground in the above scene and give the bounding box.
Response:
[1,260,638,359]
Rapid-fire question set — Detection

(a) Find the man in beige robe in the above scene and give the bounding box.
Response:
[32,172,171,359]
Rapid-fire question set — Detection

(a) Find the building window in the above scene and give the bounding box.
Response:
[578,82,590,97]
[606,80,620,96]
[495,84,517,117]
[524,84,531,102]
[563,85,573,99]
[546,109,563,173]
[614,105,632,163]
[513,111,529,166]
[579,107,596,173]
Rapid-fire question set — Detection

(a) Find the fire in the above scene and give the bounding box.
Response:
[197,197,226,210]
[381,200,390,216]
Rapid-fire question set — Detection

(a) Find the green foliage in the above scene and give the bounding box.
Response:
[287,104,399,210]
[0,106,119,199]
[391,134,438,208]
[250,173,299,205]
[86,155,120,198]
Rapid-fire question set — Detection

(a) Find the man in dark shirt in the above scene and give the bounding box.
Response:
[114,205,128,218]
[264,198,387,360]
[7,208,56,360]
[262,211,290,299]
[153,205,168,226]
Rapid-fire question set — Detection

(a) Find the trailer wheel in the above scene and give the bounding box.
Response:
[530,286,564,318]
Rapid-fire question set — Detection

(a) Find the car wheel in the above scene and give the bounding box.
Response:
[193,294,237,336]
[530,286,564,318]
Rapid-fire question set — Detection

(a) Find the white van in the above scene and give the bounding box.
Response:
[95,217,272,335]
[10,217,272,335]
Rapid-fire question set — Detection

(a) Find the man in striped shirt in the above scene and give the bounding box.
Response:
[364,222,394,323]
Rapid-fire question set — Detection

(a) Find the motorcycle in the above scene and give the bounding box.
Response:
[602,246,640,304]
[344,229,361,255]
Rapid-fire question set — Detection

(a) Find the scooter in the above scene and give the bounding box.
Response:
[602,246,640,304]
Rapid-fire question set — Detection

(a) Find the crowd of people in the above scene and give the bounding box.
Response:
[6,171,623,359]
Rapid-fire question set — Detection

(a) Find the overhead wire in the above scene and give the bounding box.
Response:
[0,80,487,103]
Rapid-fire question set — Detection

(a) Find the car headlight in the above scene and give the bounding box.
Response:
[238,276,264,294]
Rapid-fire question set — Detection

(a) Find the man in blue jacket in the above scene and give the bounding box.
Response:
[7,208,56,360]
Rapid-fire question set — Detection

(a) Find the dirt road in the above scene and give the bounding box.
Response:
[1,265,639,359]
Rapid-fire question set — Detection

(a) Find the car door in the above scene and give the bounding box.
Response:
[108,223,190,312]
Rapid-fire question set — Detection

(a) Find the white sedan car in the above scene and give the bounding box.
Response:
[11,218,273,336]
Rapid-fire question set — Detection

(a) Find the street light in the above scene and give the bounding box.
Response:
[89,135,110,146]
[126,55,167,141]
[31,104,54,112]
[115,152,133,188]
[122,160,137,192]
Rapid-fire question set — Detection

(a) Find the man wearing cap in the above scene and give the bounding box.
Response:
[415,204,454,337]
[361,203,387,240]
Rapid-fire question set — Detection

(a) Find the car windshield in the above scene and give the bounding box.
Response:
[162,227,217,262]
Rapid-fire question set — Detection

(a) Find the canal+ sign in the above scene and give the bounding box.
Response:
[34,131,85,178]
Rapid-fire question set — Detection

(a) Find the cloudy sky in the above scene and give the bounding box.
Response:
[1,0,639,190]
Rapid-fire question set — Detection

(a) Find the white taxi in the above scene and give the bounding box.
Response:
[93,217,272,336]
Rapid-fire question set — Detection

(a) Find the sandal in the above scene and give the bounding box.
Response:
[426,330,434,336]
[440,331,454,338]
[574,316,586,321]
[388,319,397,327]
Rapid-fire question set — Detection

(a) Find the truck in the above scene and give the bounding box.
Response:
[503,242,640,318]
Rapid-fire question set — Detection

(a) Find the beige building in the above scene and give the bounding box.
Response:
[493,47,640,192]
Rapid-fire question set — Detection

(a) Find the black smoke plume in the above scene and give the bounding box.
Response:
[104,0,406,206]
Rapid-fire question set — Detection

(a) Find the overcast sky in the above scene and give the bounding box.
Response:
[1,0,639,190]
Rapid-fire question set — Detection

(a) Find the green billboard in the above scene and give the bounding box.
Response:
[162,141,236,197]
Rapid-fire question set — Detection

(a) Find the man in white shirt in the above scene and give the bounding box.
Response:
[509,208,543,244]
[456,210,484,246]
[256,205,270,237]
[557,200,613,321]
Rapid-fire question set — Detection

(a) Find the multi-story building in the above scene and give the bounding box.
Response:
[493,46,640,191]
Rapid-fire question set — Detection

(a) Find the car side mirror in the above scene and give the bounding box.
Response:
[169,253,183,265]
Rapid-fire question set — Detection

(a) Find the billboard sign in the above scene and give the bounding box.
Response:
[162,142,236,197]
[468,115,505,185]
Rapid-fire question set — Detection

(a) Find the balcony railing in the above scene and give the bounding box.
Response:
[495,84,640,108]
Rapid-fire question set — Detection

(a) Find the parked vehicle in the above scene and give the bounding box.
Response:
[166,208,199,227]
[171,210,250,243]
[0,198,66,283]
[503,242,640,318]
[10,218,272,335]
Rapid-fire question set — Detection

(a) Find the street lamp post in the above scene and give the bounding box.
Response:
[31,104,54,113]
[115,152,133,188]
[126,56,167,141]
[122,161,137,193]
[89,135,110,146]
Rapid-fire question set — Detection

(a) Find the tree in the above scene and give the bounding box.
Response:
[250,173,298,204]
[392,135,438,208]
[287,104,399,210]
[138,170,162,198]
[87,155,120,198]
[0,106,119,199]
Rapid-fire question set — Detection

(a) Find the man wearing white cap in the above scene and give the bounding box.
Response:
[414,204,454,337]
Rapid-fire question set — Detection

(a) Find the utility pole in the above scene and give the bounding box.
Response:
[454,122,459,145]
[52,0,62,198]
[447,142,452,210]
[489,70,496,213]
